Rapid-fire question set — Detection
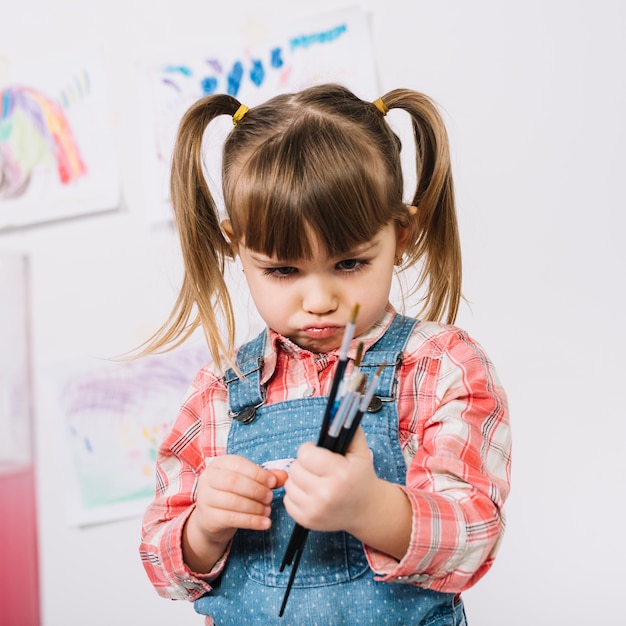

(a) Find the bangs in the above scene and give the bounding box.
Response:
[225,118,403,260]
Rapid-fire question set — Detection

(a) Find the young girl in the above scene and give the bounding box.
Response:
[139,83,511,625]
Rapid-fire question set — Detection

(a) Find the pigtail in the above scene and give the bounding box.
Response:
[136,94,241,369]
[383,89,462,324]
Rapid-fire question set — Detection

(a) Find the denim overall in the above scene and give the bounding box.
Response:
[194,315,466,625]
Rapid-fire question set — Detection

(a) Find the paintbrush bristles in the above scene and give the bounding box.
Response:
[354,341,364,367]
[350,303,360,324]
[338,305,359,360]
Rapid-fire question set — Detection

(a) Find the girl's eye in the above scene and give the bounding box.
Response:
[263,266,298,278]
[336,259,367,272]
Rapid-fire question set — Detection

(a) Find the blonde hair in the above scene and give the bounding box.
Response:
[140,84,461,369]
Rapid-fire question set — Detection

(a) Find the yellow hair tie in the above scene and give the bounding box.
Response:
[373,97,388,116]
[232,104,249,127]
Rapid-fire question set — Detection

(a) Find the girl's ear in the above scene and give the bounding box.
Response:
[395,206,418,262]
[221,219,238,255]
[395,221,411,260]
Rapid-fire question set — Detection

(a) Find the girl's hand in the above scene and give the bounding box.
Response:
[182,455,287,572]
[283,427,412,561]
[194,455,288,541]
[283,427,380,535]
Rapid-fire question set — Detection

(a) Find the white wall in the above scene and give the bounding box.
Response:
[1,1,625,624]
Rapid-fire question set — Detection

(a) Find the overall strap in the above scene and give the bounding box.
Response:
[359,314,419,404]
[224,330,267,423]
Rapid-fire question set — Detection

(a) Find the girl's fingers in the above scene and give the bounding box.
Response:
[203,455,279,501]
[193,455,284,534]
[208,504,273,533]
[209,454,279,486]
[206,467,274,504]
[204,476,273,513]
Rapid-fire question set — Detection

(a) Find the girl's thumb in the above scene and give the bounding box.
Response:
[268,469,288,488]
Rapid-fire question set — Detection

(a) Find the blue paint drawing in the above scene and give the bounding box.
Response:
[163,65,193,76]
[271,47,284,69]
[227,60,244,97]
[154,19,353,111]
[200,76,218,95]
[143,8,378,225]
[290,23,347,50]
[249,59,265,87]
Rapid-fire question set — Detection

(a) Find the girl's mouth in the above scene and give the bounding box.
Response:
[302,326,342,340]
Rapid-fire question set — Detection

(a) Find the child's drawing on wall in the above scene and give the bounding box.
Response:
[0,48,119,230]
[44,343,208,526]
[139,7,378,223]
[0,85,87,199]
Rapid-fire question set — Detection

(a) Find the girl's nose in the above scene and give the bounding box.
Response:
[301,275,338,315]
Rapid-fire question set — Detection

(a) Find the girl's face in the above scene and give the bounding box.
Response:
[233,222,408,354]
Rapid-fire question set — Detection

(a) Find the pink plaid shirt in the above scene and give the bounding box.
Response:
[140,306,511,601]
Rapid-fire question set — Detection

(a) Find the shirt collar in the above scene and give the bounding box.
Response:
[260,304,397,385]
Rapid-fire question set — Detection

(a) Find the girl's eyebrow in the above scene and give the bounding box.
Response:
[330,239,381,262]
[246,238,382,265]
[344,239,380,256]
[247,252,289,265]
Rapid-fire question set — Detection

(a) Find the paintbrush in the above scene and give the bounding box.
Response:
[279,341,386,617]
[279,305,361,616]
[278,377,370,617]
[281,307,360,571]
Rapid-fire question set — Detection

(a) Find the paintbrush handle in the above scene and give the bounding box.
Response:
[278,414,360,617]
[282,398,359,571]
[279,540,305,617]
[280,524,309,570]
[316,359,347,445]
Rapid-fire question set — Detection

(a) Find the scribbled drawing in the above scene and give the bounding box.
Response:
[0,85,87,199]
[0,48,120,230]
[153,20,351,102]
[54,343,208,524]
[139,7,378,223]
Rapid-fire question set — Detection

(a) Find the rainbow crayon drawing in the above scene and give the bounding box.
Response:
[0,86,87,199]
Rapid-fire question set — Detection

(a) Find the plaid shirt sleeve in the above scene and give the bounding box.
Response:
[139,367,231,601]
[363,322,512,593]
